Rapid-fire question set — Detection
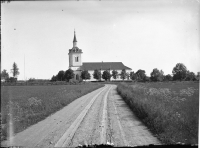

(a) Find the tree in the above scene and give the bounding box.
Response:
[120,69,128,81]
[185,71,196,81]
[172,63,187,81]
[197,72,200,81]
[51,75,57,82]
[28,78,36,82]
[64,69,74,82]
[9,77,17,83]
[136,69,146,81]
[112,70,118,80]
[160,70,164,79]
[11,62,20,78]
[93,69,101,81]
[1,69,9,82]
[127,72,130,80]
[102,70,111,81]
[81,70,91,81]
[164,74,172,81]
[150,68,164,82]
[130,71,137,81]
[57,70,65,81]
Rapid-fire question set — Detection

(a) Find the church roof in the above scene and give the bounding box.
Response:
[80,62,132,71]
[69,47,82,53]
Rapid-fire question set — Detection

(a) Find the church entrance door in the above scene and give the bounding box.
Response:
[76,74,79,81]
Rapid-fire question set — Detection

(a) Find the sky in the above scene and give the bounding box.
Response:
[1,0,200,80]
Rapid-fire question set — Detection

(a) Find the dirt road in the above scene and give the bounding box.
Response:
[1,85,161,147]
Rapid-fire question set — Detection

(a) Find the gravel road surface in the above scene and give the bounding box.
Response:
[1,84,161,147]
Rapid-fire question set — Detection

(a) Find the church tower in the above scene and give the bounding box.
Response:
[68,30,83,70]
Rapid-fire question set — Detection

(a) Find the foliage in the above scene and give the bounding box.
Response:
[117,82,199,144]
[120,69,128,80]
[57,70,65,81]
[1,84,104,141]
[11,62,20,78]
[112,70,118,80]
[81,70,91,81]
[164,74,172,81]
[197,72,200,80]
[51,75,57,82]
[136,69,146,81]
[28,78,36,82]
[1,69,9,82]
[102,70,111,81]
[130,71,137,81]
[64,69,74,82]
[150,68,164,82]
[185,71,196,81]
[93,69,101,81]
[8,77,17,83]
[172,63,187,81]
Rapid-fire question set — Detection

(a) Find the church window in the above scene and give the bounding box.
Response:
[75,57,79,62]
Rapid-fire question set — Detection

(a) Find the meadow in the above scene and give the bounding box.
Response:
[1,83,104,141]
[117,81,199,145]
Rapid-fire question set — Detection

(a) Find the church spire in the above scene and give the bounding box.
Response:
[73,29,78,47]
[73,29,77,42]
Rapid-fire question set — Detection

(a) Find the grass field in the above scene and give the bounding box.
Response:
[1,83,104,141]
[117,81,199,144]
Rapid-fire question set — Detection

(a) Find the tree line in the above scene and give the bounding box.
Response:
[132,63,199,82]
[1,62,199,83]
[50,69,118,82]
[50,63,199,82]
[130,63,199,82]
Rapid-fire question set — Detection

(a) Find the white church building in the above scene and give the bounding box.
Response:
[68,31,132,81]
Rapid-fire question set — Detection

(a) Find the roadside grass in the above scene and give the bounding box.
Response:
[117,81,199,144]
[1,83,104,141]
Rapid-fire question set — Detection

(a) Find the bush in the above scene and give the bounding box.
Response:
[117,82,198,144]
[8,77,17,83]
[68,79,79,85]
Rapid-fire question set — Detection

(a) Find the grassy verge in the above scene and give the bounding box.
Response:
[1,83,104,141]
[117,82,199,144]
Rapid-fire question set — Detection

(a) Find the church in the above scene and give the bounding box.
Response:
[68,31,132,81]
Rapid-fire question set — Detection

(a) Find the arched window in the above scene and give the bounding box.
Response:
[75,57,79,62]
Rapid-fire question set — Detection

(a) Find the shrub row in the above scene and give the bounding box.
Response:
[117,82,198,144]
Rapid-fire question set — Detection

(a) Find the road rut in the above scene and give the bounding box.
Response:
[1,84,161,147]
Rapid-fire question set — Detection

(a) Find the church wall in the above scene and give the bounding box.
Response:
[82,69,132,81]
